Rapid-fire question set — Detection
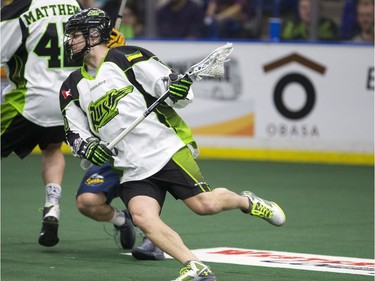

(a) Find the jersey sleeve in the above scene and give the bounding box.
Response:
[60,74,92,156]
[0,1,29,64]
[120,46,194,109]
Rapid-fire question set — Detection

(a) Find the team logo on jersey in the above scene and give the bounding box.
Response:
[89,85,134,133]
[126,50,143,62]
[62,89,72,99]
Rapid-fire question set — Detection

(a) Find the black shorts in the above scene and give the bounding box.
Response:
[118,146,211,209]
[1,113,65,159]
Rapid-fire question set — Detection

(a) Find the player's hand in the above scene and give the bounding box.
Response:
[78,137,114,166]
[168,73,193,102]
[107,28,125,48]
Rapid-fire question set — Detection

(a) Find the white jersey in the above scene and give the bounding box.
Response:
[60,46,197,183]
[1,0,81,127]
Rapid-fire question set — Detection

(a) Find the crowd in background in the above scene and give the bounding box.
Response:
[1,0,374,43]
[80,0,374,44]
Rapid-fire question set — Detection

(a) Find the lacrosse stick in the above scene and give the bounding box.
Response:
[81,43,234,169]
[114,0,127,29]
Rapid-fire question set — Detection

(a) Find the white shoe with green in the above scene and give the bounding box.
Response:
[240,191,286,227]
[172,260,217,281]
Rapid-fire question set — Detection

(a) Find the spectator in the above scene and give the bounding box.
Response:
[156,0,204,38]
[101,0,145,30]
[340,0,358,40]
[118,6,143,38]
[281,0,339,41]
[351,0,374,43]
[203,0,248,38]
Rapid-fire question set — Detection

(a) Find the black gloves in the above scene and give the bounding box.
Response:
[168,73,193,102]
[78,137,113,166]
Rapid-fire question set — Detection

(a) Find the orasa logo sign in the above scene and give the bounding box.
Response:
[263,53,326,120]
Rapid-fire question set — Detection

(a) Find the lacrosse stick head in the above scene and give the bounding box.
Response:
[186,43,233,81]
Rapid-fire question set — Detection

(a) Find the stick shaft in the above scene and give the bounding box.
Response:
[108,90,170,149]
[80,91,170,169]
[114,0,127,29]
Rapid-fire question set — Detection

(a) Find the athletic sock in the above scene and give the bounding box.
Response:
[45,183,62,207]
[109,209,126,226]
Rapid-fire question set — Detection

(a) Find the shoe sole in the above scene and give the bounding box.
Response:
[38,216,59,247]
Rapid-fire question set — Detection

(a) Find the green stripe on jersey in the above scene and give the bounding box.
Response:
[172,146,210,193]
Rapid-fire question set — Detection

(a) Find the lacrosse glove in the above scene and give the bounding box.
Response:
[107,28,126,48]
[168,73,193,102]
[78,137,113,166]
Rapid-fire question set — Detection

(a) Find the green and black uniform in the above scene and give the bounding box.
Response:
[60,46,210,207]
[1,0,81,158]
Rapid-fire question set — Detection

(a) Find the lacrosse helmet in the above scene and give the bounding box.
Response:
[64,8,111,61]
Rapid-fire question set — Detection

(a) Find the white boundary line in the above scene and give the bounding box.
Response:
[122,247,374,276]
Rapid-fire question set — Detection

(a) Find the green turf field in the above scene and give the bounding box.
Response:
[1,154,374,281]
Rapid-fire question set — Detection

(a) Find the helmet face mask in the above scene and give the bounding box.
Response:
[64,8,111,62]
[64,30,89,62]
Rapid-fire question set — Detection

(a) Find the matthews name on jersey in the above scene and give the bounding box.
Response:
[1,0,81,127]
[60,46,198,183]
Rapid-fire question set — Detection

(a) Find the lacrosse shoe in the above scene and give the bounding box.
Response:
[172,260,217,281]
[240,191,286,227]
[114,210,136,249]
[38,205,60,247]
[131,236,165,260]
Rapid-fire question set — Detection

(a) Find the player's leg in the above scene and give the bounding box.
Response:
[123,146,284,279]
[38,126,66,247]
[127,195,198,263]
[172,146,286,226]
[184,187,247,214]
[77,192,117,221]
[77,162,165,258]
[76,162,136,249]
[37,125,67,247]
[118,179,215,280]
[39,141,64,247]
[185,188,286,226]
[0,110,64,246]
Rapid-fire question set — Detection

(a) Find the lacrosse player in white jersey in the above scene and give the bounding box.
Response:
[1,0,83,247]
[60,8,286,280]
[0,0,137,251]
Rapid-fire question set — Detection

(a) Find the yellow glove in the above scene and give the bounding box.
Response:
[107,28,126,48]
